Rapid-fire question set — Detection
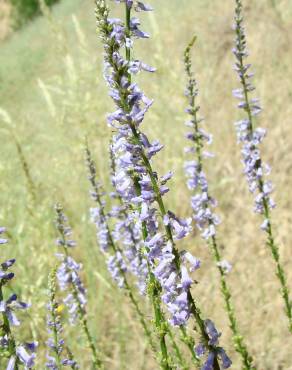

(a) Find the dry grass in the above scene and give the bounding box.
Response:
[0,0,292,368]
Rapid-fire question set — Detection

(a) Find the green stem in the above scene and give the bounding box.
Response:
[235,0,292,333]
[123,5,172,368]
[61,244,102,368]
[184,36,254,369]
[168,329,189,370]
[179,326,199,366]
[133,177,171,370]
[124,279,157,354]
[48,269,63,369]
[210,237,254,369]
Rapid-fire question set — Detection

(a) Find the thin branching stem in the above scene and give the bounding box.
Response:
[234,0,292,333]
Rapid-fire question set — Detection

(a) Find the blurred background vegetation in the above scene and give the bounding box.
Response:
[11,0,60,28]
[0,0,292,368]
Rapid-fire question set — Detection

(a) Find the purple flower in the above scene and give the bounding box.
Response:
[46,268,78,369]
[95,0,200,329]
[201,352,215,370]
[0,294,29,327]
[217,348,232,369]
[57,256,87,324]
[54,205,87,324]
[204,319,221,347]
[86,143,148,292]
[217,260,232,274]
[232,0,275,220]
[16,345,37,368]
[0,226,7,245]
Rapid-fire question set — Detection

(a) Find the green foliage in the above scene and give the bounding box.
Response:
[10,0,60,28]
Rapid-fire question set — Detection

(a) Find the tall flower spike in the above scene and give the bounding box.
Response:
[0,227,37,369]
[85,141,158,358]
[108,139,191,369]
[95,1,227,368]
[233,0,292,332]
[54,204,102,369]
[183,37,257,368]
[46,266,79,369]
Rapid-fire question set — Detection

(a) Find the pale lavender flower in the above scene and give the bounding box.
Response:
[0,226,7,244]
[233,0,275,217]
[183,46,220,241]
[87,141,149,293]
[95,0,201,328]
[16,345,37,368]
[0,294,29,327]
[46,268,79,369]
[55,205,87,324]
[96,11,229,370]
[217,260,232,274]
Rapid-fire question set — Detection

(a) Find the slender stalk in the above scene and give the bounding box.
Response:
[234,0,292,333]
[210,237,254,369]
[124,6,172,369]
[63,248,101,369]
[48,268,63,369]
[56,206,102,369]
[183,37,254,369]
[133,177,171,370]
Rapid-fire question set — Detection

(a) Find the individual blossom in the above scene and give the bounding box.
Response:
[198,320,232,370]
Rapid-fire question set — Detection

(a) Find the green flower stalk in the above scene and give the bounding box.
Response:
[46,266,79,369]
[54,204,102,369]
[232,0,292,333]
[183,36,254,370]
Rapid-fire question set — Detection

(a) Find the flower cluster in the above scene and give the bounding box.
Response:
[46,268,78,369]
[109,142,148,293]
[233,0,275,228]
[0,227,37,369]
[54,205,102,368]
[86,143,148,291]
[183,38,220,241]
[96,0,201,326]
[55,205,87,324]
